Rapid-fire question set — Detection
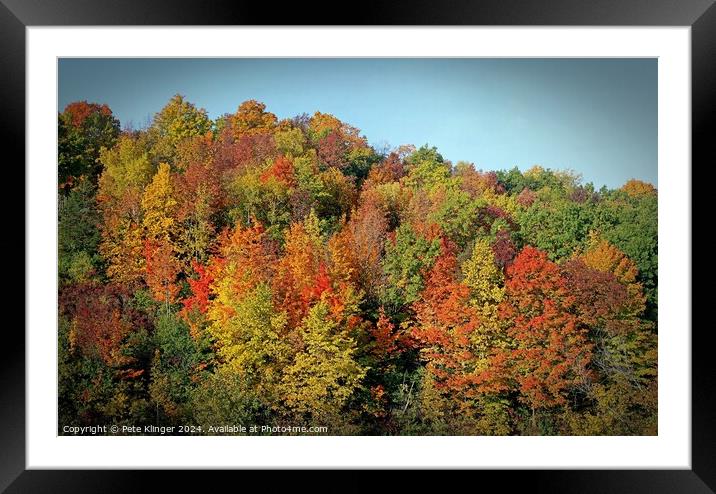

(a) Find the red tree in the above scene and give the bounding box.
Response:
[499,246,593,412]
[59,283,148,369]
[412,240,481,388]
[492,228,517,269]
[62,101,113,127]
[317,131,348,170]
[562,258,632,333]
[144,238,180,310]
[260,155,296,187]
[175,161,222,221]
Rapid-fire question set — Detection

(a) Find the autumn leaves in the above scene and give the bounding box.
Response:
[58,96,658,435]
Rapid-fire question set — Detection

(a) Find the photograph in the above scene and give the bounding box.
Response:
[56,57,658,437]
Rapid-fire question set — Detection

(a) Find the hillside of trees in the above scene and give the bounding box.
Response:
[58,96,658,435]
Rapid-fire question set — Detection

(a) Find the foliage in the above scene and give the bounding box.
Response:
[280,301,367,423]
[150,312,207,421]
[499,246,593,413]
[380,224,441,316]
[229,100,278,138]
[58,101,120,190]
[403,145,451,190]
[58,180,103,284]
[517,198,596,260]
[596,192,658,317]
[208,283,291,408]
[148,94,211,164]
[58,97,658,436]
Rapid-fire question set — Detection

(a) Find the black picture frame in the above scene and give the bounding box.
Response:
[4,0,710,491]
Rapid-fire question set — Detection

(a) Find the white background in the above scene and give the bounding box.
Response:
[26,27,691,469]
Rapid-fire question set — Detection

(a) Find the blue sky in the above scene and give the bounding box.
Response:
[58,58,657,189]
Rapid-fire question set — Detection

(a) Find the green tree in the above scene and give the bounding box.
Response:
[517,198,597,260]
[58,101,120,190]
[149,312,207,422]
[596,192,658,317]
[148,94,211,165]
[274,128,307,158]
[426,183,481,248]
[227,168,293,239]
[190,369,271,431]
[58,179,103,283]
[380,224,441,317]
[496,166,526,193]
[403,145,451,190]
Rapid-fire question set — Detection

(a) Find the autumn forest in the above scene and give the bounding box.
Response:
[58,96,658,435]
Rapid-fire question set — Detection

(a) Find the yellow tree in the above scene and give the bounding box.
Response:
[581,235,646,316]
[229,100,277,138]
[621,179,657,198]
[140,163,182,302]
[462,238,507,358]
[208,283,291,409]
[97,135,154,285]
[99,218,145,285]
[142,163,178,243]
[274,128,306,158]
[459,238,512,433]
[279,300,367,423]
[98,135,154,215]
[463,238,505,309]
[148,94,211,164]
[200,222,286,409]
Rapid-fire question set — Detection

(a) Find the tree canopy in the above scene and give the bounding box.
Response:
[58,97,658,436]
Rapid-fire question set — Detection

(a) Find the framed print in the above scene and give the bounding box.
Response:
[5,0,711,491]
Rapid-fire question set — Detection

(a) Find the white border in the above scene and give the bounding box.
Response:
[27,27,691,469]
